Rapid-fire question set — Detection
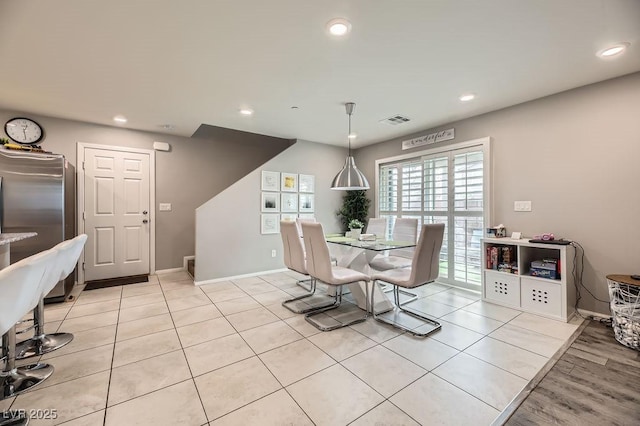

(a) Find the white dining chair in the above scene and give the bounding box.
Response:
[295,217,315,238]
[280,221,335,313]
[295,216,337,267]
[371,223,445,336]
[301,222,371,331]
[365,217,387,239]
[369,218,418,271]
[290,217,317,290]
[368,218,420,303]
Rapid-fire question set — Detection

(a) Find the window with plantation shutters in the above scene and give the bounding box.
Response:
[376,141,488,289]
[378,164,398,239]
[452,151,484,285]
[401,161,422,213]
[454,151,483,212]
[378,165,398,213]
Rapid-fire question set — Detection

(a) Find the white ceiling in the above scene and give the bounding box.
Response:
[1,0,639,148]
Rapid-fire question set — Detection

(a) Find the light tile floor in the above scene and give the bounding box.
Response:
[5,271,583,425]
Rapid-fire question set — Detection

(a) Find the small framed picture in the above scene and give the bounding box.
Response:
[281,172,298,192]
[281,193,298,213]
[511,231,522,240]
[261,171,280,191]
[261,192,280,212]
[298,213,315,220]
[280,213,297,222]
[299,194,314,213]
[261,214,280,234]
[298,174,315,193]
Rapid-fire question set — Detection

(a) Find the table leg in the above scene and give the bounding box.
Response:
[348,281,394,314]
[327,245,395,314]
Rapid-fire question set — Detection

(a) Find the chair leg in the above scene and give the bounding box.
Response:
[371,280,441,337]
[15,299,73,360]
[2,327,54,400]
[282,278,336,314]
[382,285,418,304]
[295,277,313,292]
[305,284,368,331]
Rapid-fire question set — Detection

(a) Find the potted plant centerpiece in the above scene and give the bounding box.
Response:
[348,219,364,239]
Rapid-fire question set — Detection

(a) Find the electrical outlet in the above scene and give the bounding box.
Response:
[159,203,172,211]
[514,201,532,212]
[271,249,276,258]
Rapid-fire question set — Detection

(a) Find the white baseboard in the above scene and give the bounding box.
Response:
[155,267,185,275]
[577,308,611,320]
[183,255,195,270]
[195,268,288,286]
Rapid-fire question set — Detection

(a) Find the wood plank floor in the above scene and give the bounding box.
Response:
[506,320,640,425]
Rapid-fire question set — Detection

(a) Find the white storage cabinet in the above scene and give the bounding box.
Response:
[482,237,576,322]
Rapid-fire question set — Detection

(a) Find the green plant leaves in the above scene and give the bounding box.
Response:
[336,190,371,232]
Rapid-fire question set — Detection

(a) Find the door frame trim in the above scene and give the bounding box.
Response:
[77,142,156,284]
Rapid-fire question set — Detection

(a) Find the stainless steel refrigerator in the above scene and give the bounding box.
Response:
[0,149,76,302]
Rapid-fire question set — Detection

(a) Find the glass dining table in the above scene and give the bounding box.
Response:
[325,234,416,314]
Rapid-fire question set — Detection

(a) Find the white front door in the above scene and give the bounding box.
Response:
[83,147,151,281]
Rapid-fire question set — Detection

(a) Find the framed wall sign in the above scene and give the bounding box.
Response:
[261,214,280,234]
[280,213,297,222]
[299,194,315,213]
[281,193,298,212]
[281,172,298,192]
[261,192,280,212]
[261,171,280,191]
[298,174,315,193]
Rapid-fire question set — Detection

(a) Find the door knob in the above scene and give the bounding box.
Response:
[143,219,149,224]
[143,210,148,215]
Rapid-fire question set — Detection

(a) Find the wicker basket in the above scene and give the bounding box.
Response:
[607,278,640,350]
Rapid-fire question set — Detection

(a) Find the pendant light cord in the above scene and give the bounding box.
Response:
[347,110,352,156]
[346,102,355,157]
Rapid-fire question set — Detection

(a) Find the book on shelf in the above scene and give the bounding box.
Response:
[486,245,517,272]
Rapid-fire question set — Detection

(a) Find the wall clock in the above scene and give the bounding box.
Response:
[4,117,44,144]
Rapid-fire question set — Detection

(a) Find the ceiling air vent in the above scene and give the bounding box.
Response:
[380,115,411,125]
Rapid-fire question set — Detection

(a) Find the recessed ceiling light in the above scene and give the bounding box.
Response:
[113,115,127,123]
[327,18,352,36]
[239,109,253,116]
[597,42,630,58]
[160,124,175,130]
[459,93,475,102]
[348,133,357,139]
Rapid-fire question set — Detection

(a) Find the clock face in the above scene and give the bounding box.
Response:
[4,117,44,144]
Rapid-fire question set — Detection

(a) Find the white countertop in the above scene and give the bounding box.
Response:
[0,232,38,246]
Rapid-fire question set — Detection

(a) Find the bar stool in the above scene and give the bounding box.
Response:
[15,235,87,360]
[1,250,56,406]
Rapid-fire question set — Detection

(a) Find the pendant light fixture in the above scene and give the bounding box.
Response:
[330,102,370,190]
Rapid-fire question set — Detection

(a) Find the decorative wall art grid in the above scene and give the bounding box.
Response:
[260,171,315,234]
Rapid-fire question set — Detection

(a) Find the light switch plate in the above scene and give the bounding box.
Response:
[514,201,532,212]
[159,203,172,211]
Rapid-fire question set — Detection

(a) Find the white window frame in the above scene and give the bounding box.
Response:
[374,137,491,289]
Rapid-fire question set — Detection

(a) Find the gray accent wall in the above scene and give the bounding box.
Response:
[0,109,293,270]
[195,139,346,282]
[354,72,640,315]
